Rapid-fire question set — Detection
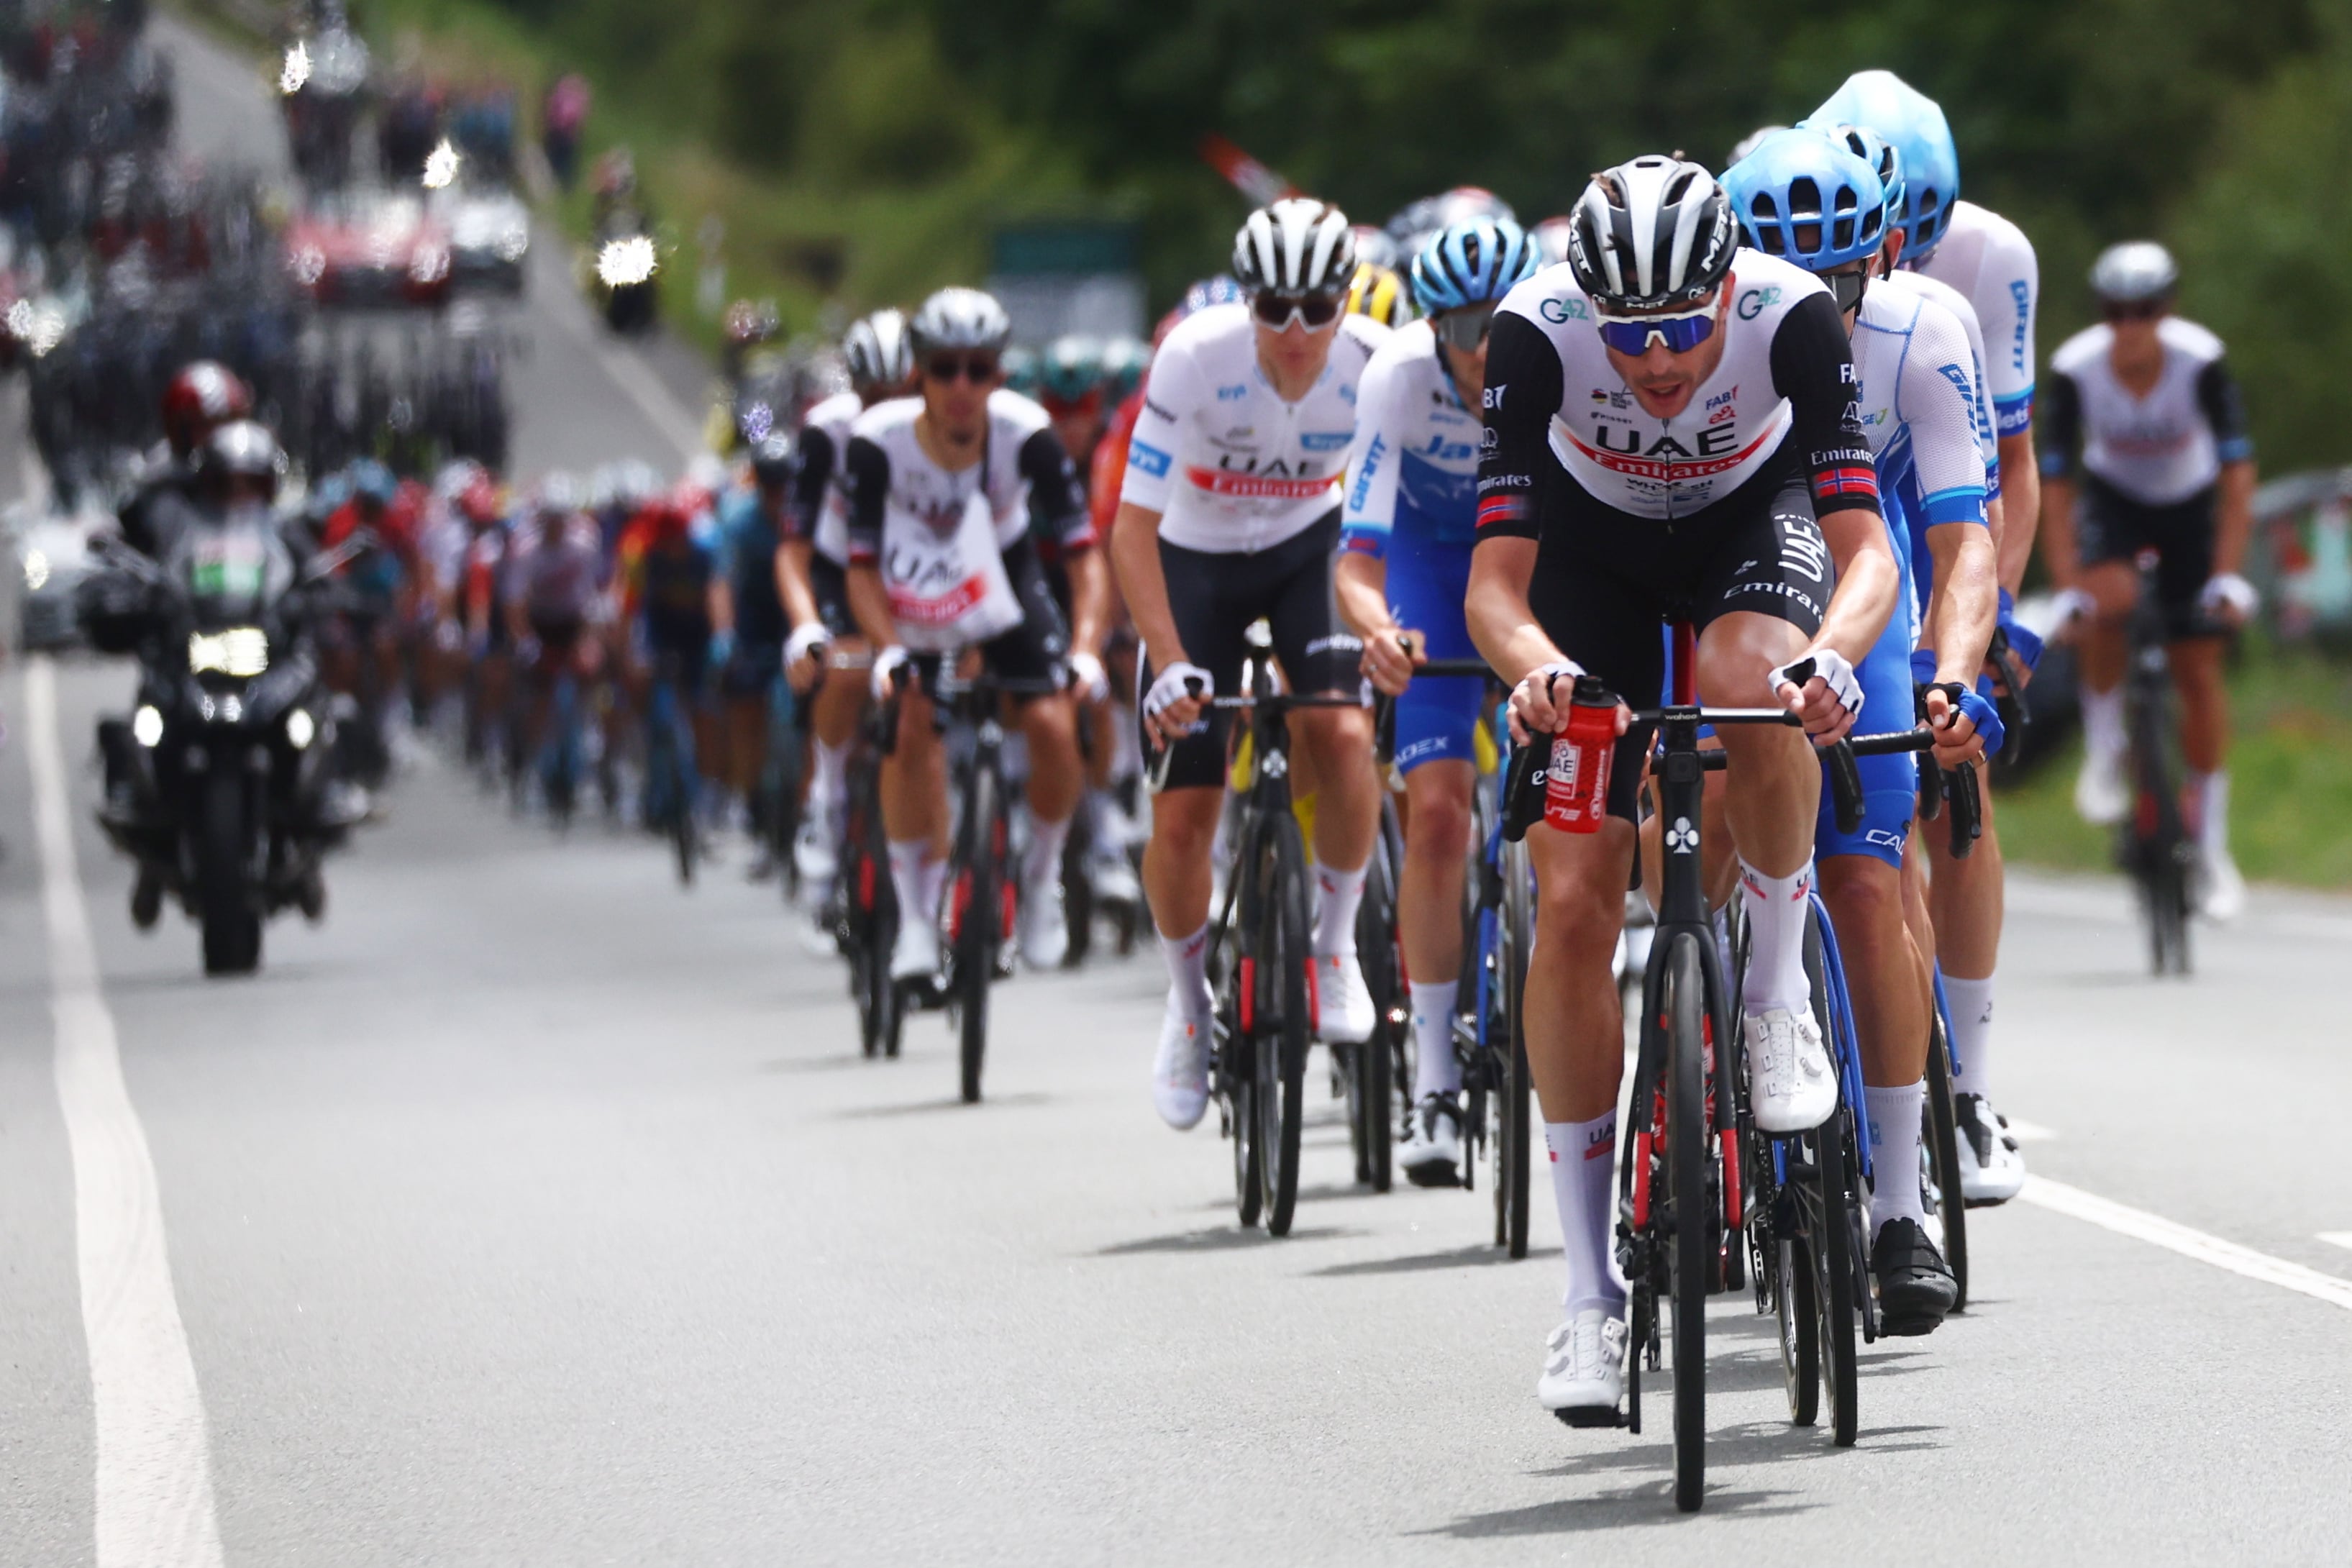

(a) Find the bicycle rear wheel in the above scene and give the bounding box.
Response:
[1349,818,1400,1192]
[1218,920,1263,1230]
[1818,1104,1862,1447]
[954,762,1001,1105]
[1257,814,1313,1236]
[1777,1232,1820,1426]
[1924,1008,1969,1311]
[1496,838,1535,1258]
[1664,931,1710,1513]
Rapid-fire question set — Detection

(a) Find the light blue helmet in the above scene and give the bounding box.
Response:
[1808,70,1959,262]
[1814,122,1905,240]
[1720,129,1888,272]
[1408,216,1542,316]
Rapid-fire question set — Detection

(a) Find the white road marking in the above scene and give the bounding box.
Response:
[2022,1175,2352,1315]
[27,659,227,1567]
[2004,1117,2058,1143]
[2319,1233,2352,1254]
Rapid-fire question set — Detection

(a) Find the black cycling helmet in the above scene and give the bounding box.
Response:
[197,419,286,499]
[750,433,795,488]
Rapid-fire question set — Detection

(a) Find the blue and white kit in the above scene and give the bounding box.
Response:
[1914,201,2038,442]
[1341,318,1485,773]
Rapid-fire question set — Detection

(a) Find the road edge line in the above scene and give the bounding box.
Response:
[2021,1175,2352,1314]
[27,657,227,1567]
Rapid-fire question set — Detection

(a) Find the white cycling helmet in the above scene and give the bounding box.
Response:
[2089,241,2178,306]
[843,306,914,393]
[1232,197,1356,296]
[1565,155,1741,314]
[908,287,1012,355]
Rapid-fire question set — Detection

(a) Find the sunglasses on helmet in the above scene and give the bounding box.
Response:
[1432,303,1498,351]
[1595,305,1718,357]
[1251,290,1343,331]
[925,353,1001,383]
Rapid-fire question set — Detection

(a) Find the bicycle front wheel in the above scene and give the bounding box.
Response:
[1665,931,1710,1513]
[1498,838,1536,1259]
[1924,1009,1969,1311]
[1257,815,1313,1236]
[954,762,1001,1105]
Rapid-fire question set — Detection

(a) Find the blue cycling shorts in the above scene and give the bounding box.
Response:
[1389,528,1484,775]
[1815,612,1917,868]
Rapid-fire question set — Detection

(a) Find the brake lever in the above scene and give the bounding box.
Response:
[1943,760,1983,860]
[1825,739,1864,837]
[1501,730,1548,844]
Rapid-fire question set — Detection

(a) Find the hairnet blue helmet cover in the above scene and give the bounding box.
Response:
[1721,129,1888,271]
[1408,216,1543,316]
[1809,70,1959,262]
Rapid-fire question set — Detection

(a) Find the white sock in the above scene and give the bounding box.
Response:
[1409,979,1461,1098]
[1087,787,1125,852]
[812,738,849,817]
[2080,683,2125,762]
[918,849,949,924]
[1738,857,1814,1013]
[1022,808,1072,892]
[1943,972,1995,1100]
[1546,1116,1627,1316]
[1312,860,1369,958]
[888,839,934,927]
[1109,708,1143,784]
[1160,920,1213,1021]
[2193,770,2230,855]
[1864,1080,1928,1236]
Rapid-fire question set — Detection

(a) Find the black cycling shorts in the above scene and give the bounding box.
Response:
[721,640,783,698]
[528,611,585,659]
[1520,471,1829,823]
[1139,509,1363,793]
[808,552,859,640]
[2074,475,2218,640]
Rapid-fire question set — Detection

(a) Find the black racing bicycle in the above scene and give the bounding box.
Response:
[839,670,905,1062]
[1162,644,1362,1237]
[2118,550,2197,976]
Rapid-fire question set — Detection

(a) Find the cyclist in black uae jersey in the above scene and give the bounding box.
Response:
[844,288,1108,981]
[1467,156,1900,1421]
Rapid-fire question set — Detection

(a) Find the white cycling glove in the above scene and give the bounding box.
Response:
[2048,585,2097,627]
[785,622,831,667]
[1066,649,1109,703]
[1143,660,1213,726]
[2199,572,2258,620]
[869,644,911,702]
[1770,647,1864,722]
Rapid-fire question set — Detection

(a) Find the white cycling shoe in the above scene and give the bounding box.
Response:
[1019,874,1070,970]
[1954,1093,2027,1205]
[1312,954,1377,1044]
[1538,1308,1629,1425]
[1399,1093,1464,1188]
[1153,1003,1212,1131]
[1090,850,1142,907]
[2074,744,2128,826]
[2197,844,2247,922]
[1744,1007,1838,1134]
[793,813,840,901]
[889,913,940,986]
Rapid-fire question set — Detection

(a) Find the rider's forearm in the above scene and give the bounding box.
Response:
[1465,537,1562,685]
[1065,547,1111,659]
[2214,460,2257,578]
[1109,501,1187,668]
[1925,524,2000,688]
[2038,475,2081,588]
[1333,551,1397,640]
[845,564,898,649]
[1813,507,1898,667]
[774,541,821,631]
[1995,430,2041,592]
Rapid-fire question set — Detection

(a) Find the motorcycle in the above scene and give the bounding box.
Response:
[589,204,660,334]
[88,515,371,975]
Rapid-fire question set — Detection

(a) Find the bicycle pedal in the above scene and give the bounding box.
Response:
[1553,1405,1628,1431]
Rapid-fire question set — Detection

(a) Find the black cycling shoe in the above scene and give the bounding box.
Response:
[1871,1217,1959,1336]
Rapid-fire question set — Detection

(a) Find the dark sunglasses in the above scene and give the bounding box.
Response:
[926,353,1001,383]
[1432,303,1497,350]
[1251,290,1343,330]
[1595,308,1717,357]
[2102,301,2165,322]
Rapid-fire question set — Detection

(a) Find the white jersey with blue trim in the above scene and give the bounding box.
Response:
[1118,301,1390,555]
[1913,201,2038,439]
[1340,319,1482,557]
[1851,281,1989,631]
[1878,268,2000,500]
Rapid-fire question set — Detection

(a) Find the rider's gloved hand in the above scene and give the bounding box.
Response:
[786,622,830,666]
[1923,680,2005,767]
[870,644,911,702]
[1066,649,1109,703]
[1142,660,1212,742]
[1505,658,1584,743]
[1769,647,1864,739]
[709,627,736,669]
[2198,571,2258,624]
[1995,587,2045,675]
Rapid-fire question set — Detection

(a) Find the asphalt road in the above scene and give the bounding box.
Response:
[4,15,2351,1567]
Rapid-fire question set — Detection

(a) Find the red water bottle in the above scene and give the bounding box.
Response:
[1544,675,1618,834]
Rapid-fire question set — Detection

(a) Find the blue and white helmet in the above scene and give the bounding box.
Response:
[1721,129,1888,272]
[1813,122,1905,238]
[1808,70,1959,262]
[1408,216,1543,316]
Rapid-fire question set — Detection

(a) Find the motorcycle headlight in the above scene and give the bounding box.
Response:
[133,705,164,747]
[286,708,316,750]
[189,627,270,678]
[23,548,49,590]
[597,235,658,288]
